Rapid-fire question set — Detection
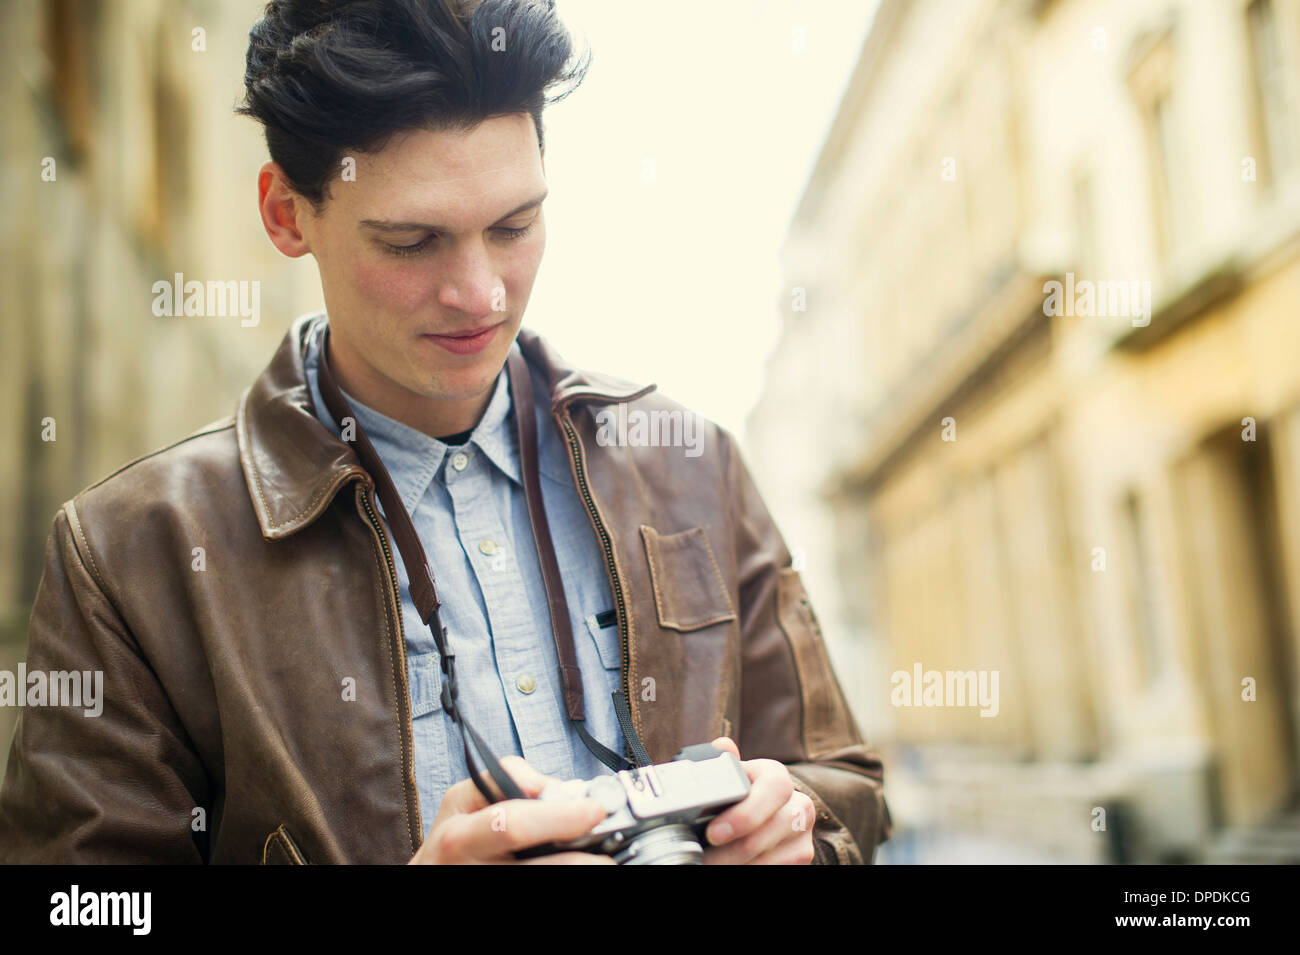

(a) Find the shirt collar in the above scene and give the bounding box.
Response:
[239,313,657,541]
[438,346,583,490]
[303,322,528,514]
[470,363,521,487]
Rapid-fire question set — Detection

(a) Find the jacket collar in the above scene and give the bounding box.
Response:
[237,312,655,540]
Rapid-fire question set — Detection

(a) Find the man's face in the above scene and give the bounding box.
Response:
[296,112,547,411]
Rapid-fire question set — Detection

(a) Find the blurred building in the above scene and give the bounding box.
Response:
[0,0,321,779]
[748,0,1300,862]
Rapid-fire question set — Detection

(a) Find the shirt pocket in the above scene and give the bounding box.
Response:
[639,525,738,632]
[584,609,622,671]
[579,607,626,761]
[407,651,453,822]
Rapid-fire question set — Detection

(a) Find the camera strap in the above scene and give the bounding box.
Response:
[316,327,650,807]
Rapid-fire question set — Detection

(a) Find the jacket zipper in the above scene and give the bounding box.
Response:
[556,409,637,764]
[357,480,423,851]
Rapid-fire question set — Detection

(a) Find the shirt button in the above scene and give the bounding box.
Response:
[515,674,537,694]
[451,451,469,471]
[478,539,498,556]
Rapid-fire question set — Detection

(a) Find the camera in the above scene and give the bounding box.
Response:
[523,742,751,865]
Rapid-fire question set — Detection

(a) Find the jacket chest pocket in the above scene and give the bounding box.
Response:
[262,824,309,864]
[639,525,737,632]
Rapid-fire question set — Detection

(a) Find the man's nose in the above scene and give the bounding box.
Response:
[437,236,501,317]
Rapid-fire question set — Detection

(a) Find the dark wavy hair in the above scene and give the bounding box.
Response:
[237,0,590,208]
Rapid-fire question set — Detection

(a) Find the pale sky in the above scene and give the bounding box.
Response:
[525,0,879,440]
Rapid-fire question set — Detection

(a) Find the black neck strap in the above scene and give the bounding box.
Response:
[315,327,649,806]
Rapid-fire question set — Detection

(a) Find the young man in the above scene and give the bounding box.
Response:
[0,0,890,864]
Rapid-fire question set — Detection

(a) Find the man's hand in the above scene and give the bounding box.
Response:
[408,755,615,865]
[702,738,816,865]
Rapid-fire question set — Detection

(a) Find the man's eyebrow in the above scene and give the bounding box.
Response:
[359,190,549,233]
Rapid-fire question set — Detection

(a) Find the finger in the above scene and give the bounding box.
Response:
[731,831,817,866]
[703,793,812,865]
[705,759,792,846]
[435,755,554,822]
[495,755,563,799]
[438,797,608,861]
[473,755,561,803]
[709,737,740,759]
[435,777,493,821]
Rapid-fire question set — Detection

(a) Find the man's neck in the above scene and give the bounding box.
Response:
[324,334,493,441]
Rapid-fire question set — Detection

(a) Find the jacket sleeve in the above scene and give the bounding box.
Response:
[721,431,892,865]
[0,504,209,863]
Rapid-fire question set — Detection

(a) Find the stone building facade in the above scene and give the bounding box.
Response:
[748,0,1300,862]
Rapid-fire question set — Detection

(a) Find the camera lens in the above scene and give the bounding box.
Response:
[612,824,704,865]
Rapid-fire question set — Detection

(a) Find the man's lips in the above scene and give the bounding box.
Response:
[420,322,503,356]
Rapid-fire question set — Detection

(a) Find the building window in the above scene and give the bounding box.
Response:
[1121,489,1164,686]
[1128,27,1183,268]
[43,0,99,167]
[1148,87,1183,263]
[1072,168,1098,279]
[136,16,192,256]
[1246,0,1298,192]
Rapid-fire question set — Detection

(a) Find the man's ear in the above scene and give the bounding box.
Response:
[257,161,314,258]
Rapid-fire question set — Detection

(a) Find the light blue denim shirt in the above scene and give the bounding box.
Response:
[302,319,623,835]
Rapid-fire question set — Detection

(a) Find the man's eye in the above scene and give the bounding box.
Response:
[385,235,435,257]
[494,220,537,241]
[384,219,536,257]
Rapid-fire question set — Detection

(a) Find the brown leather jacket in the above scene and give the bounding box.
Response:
[0,313,891,864]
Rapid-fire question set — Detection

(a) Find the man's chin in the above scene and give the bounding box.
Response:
[405,327,516,396]
[415,360,506,404]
